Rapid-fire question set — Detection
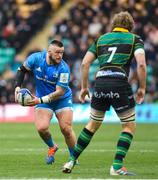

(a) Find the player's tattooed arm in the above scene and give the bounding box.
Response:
[26,86,65,106]
[40,86,65,103]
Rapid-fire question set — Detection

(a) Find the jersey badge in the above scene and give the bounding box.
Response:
[60,73,69,83]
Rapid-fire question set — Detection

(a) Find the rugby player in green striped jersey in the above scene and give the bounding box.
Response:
[63,11,146,176]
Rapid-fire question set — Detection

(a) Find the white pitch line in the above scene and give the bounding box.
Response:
[0,148,156,155]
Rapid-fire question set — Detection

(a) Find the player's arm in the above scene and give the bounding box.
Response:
[134,36,147,104]
[79,39,97,103]
[26,67,69,106]
[26,85,65,106]
[135,52,146,104]
[15,53,35,102]
[39,85,65,103]
[40,69,69,103]
[14,65,30,102]
[79,51,96,103]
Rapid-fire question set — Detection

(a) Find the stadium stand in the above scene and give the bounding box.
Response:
[0,0,158,104]
[0,0,53,51]
[0,0,66,104]
[48,0,158,103]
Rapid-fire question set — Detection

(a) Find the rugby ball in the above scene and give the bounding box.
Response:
[17,88,33,106]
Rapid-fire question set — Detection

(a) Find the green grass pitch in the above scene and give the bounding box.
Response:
[0,123,158,179]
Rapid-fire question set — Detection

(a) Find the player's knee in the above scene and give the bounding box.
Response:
[122,121,136,134]
[118,108,135,123]
[61,125,73,138]
[36,124,49,133]
[90,108,105,122]
[117,108,136,134]
[86,120,102,133]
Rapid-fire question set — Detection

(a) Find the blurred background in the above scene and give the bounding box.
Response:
[0,0,158,123]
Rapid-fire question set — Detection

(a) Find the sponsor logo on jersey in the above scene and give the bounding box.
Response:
[96,70,125,78]
[36,75,56,84]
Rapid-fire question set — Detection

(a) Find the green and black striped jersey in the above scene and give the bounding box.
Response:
[88,28,144,78]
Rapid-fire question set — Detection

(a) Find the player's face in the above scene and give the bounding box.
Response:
[47,44,64,64]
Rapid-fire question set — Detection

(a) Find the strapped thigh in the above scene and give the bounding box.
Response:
[117,108,135,124]
[90,108,105,122]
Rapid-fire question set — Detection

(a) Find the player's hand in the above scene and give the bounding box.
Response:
[15,86,21,102]
[135,87,145,104]
[26,96,41,106]
[79,88,90,103]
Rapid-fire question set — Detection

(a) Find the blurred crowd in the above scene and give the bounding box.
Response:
[0,0,52,52]
[0,0,158,104]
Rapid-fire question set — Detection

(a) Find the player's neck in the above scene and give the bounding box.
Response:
[46,55,55,65]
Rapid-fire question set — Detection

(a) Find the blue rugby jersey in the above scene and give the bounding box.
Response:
[24,51,72,99]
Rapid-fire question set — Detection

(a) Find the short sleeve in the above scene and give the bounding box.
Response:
[88,39,98,57]
[57,65,70,89]
[24,53,37,70]
[134,35,144,52]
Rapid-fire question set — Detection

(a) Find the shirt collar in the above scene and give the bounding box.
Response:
[112,27,129,32]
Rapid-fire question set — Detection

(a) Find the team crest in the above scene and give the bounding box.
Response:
[53,72,58,78]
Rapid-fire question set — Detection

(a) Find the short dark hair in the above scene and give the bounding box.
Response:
[111,11,134,32]
[50,40,63,47]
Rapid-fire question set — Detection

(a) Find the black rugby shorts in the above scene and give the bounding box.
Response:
[91,77,135,113]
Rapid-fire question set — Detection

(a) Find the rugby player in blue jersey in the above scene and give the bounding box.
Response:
[14,40,77,165]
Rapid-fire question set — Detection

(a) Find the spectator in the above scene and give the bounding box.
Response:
[0,0,158,104]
